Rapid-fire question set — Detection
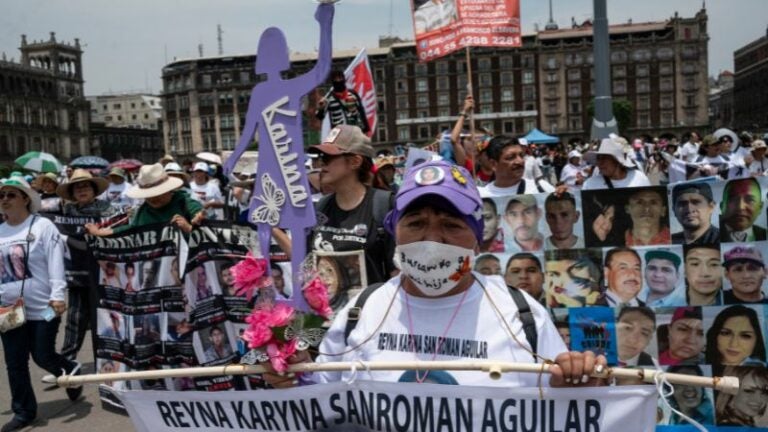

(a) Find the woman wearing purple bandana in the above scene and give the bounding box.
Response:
[271,160,607,389]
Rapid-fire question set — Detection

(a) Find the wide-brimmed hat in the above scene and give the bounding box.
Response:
[584,137,636,168]
[35,172,60,187]
[126,163,183,199]
[56,169,109,201]
[159,154,175,164]
[1,176,41,213]
[751,140,767,151]
[164,162,189,182]
[309,125,375,159]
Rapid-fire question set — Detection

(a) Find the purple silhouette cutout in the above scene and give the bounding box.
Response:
[224,3,334,312]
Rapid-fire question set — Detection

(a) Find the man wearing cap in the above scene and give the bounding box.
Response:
[748,140,768,176]
[684,244,723,306]
[582,136,650,190]
[544,192,583,249]
[558,150,585,189]
[598,247,645,307]
[373,155,398,193]
[479,135,555,198]
[190,162,224,220]
[723,246,768,304]
[624,187,671,246]
[503,195,545,253]
[641,250,685,307]
[659,307,705,366]
[304,160,607,389]
[103,167,135,212]
[309,125,396,288]
[671,182,720,245]
[719,177,766,242]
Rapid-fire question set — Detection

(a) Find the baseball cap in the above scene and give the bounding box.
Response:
[751,140,767,151]
[310,125,375,159]
[671,306,701,324]
[567,150,582,159]
[672,182,714,203]
[108,167,127,179]
[508,195,537,209]
[384,161,483,242]
[644,250,681,270]
[193,162,209,173]
[723,246,765,267]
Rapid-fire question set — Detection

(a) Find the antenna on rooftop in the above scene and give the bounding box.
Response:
[198,43,204,58]
[388,0,395,36]
[545,0,559,30]
[217,24,224,55]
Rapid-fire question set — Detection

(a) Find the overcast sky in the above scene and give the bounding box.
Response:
[0,0,764,95]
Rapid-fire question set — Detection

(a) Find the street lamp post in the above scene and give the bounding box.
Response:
[590,0,619,140]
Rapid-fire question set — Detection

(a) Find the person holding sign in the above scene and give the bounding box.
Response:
[303,161,606,388]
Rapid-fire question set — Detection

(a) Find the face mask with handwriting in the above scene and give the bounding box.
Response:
[394,241,474,297]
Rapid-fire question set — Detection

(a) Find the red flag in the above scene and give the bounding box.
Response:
[345,49,377,138]
[411,0,521,62]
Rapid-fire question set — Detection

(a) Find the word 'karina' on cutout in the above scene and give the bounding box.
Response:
[262,96,308,208]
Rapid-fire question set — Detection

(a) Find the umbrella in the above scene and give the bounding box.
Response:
[14,151,63,173]
[196,151,222,165]
[109,159,144,171]
[70,155,109,169]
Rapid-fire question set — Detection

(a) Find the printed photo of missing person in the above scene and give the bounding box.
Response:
[551,308,571,349]
[580,189,625,248]
[683,244,724,306]
[98,260,124,288]
[615,306,657,367]
[716,177,768,243]
[721,243,768,305]
[96,358,128,390]
[543,191,585,250]
[271,261,293,299]
[164,312,193,342]
[193,323,237,364]
[500,194,547,254]
[544,248,603,308]
[214,260,238,297]
[623,186,671,246]
[315,250,368,311]
[129,313,162,346]
[658,364,715,426]
[154,256,181,287]
[715,366,768,427]
[138,259,160,290]
[474,253,502,277]
[233,323,249,357]
[184,262,216,305]
[704,305,766,372]
[594,247,645,308]
[656,306,705,366]
[480,198,504,253]
[669,181,720,245]
[503,252,546,305]
[567,307,618,365]
[122,262,140,293]
[97,308,126,340]
[637,246,687,308]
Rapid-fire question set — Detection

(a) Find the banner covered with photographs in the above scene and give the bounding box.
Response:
[87,222,261,408]
[479,177,768,428]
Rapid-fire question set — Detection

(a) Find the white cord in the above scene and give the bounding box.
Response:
[653,367,708,432]
[343,362,358,385]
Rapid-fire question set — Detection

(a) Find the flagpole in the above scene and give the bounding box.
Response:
[464,46,477,179]
[57,360,739,393]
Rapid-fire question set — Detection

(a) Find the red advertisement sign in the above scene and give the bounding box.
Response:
[411,0,521,62]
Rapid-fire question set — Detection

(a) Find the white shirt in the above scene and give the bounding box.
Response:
[102,181,135,211]
[749,157,767,175]
[559,163,584,189]
[524,155,543,181]
[315,274,567,387]
[190,181,224,220]
[581,169,650,190]
[680,141,699,163]
[0,215,66,320]
[479,178,555,198]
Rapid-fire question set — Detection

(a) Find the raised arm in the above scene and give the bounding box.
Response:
[291,3,335,93]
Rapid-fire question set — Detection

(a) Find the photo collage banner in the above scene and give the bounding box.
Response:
[480,176,768,428]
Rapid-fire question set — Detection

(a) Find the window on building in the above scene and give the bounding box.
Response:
[478,58,491,71]
[501,88,514,102]
[636,64,649,77]
[479,104,492,114]
[438,107,450,117]
[417,94,429,107]
[113,103,121,109]
[501,103,515,113]
[397,110,409,120]
[544,56,559,70]
[221,114,234,128]
[436,62,449,74]
[521,55,534,68]
[569,117,582,131]
[660,110,674,127]
[660,77,674,91]
[438,92,450,106]
[637,78,650,93]
[546,72,558,83]
[396,80,408,92]
[547,102,558,115]
[398,126,410,140]
[416,78,428,92]
[613,80,626,95]
[240,71,250,83]
[480,89,493,103]
[415,63,428,76]
[569,101,581,114]
[418,125,430,139]
[503,121,515,134]
[567,69,581,81]
[637,112,650,128]
[524,118,536,132]
[568,84,581,98]
[523,85,536,100]
[117,115,122,121]
[436,76,449,90]
[395,64,407,78]
[479,73,492,87]
[613,65,626,78]
[522,70,534,84]
[610,51,627,63]
[638,96,650,110]
[377,127,387,143]
[659,63,673,75]
[501,72,514,86]
[457,75,467,89]
[131,103,136,109]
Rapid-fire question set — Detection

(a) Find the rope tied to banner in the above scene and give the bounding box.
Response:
[653,364,708,432]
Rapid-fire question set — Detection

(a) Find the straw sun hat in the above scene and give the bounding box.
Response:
[126,163,183,199]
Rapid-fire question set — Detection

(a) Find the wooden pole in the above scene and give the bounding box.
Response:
[57,360,740,394]
[464,47,477,179]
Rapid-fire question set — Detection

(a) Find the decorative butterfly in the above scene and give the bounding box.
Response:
[240,349,270,365]
[284,322,326,351]
[251,173,286,226]
[451,166,467,185]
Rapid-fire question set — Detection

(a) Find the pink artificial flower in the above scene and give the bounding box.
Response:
[267,339,298,373]
[303,277,332,319]
[244,324,273,348]
[230,252,269,300]
[269,303,295,327]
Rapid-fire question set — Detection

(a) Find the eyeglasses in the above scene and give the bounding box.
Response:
[0,191,20,200]
[319,153,347,165]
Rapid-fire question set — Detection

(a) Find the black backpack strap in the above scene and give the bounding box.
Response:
[534,179,545,193]
[370,188,393,228]
[603,176,614,189]
[344,282,384,345]
[507,284,538,361]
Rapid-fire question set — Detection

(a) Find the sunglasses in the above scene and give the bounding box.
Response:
[0,191,20,200]
[319,153,348,165]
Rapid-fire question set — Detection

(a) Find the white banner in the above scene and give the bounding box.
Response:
[116,381,657,432]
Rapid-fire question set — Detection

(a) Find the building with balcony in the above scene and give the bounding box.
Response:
[87,93,162,130]
[733,26,768,131]
[160,8,710,157]
[0,33,91,163]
